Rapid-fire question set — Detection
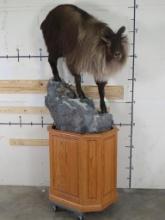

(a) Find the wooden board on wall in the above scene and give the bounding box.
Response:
[0,80,47,93]
[82,85,124,100]
[0,80,124,99]
[9,138,48,147]
[0,106,49,114]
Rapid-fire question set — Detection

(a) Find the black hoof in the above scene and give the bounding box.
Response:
[100,103,108,114]
[73,93,78,99]
[53,76,62,82]
[100,108,108,114]
[78,93,86,99]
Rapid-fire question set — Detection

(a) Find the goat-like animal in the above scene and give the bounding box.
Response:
[41,4,128,113]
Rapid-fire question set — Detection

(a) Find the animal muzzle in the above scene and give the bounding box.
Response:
[114,52,122,60]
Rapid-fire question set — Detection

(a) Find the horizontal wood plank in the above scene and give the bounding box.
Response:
[0,80,123,99]
[10,138,48,146]
[0,106,48,114]
[82,85,124,100]
[0,80,47,93]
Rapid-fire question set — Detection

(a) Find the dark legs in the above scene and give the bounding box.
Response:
[74,75,86,99]
[49,58,86,98]
[96,81,107,114]
[48,57,61,81]
[67,64,86,99]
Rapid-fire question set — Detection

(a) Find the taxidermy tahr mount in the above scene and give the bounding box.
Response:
[41,4,128,114]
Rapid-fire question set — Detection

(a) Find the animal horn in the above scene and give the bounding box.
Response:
[101,37,112,47]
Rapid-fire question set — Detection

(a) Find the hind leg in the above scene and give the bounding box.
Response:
[74,74,86,99]
[48,56,61,81]
[67,65,86,99]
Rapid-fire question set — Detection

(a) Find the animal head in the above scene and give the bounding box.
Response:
[101,26,128,63]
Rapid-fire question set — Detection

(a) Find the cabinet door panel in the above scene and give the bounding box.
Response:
[102,135,117,204]
[51,136,80,201]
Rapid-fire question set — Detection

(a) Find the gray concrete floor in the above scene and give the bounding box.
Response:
[0,186,165,220]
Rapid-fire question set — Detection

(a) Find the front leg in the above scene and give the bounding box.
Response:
[96,81,107,113]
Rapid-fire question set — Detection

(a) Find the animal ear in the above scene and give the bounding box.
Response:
[117,26,126,36]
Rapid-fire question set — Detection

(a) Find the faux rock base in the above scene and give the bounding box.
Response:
[45,79,114,133]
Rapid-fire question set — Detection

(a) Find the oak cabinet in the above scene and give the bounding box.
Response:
[49,128,118,213]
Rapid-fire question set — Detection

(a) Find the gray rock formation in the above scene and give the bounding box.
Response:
[45,79,113,133]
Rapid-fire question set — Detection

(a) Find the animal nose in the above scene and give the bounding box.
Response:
[114,51,121,57]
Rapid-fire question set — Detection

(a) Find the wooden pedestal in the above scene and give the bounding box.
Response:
[49,128,118,213]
